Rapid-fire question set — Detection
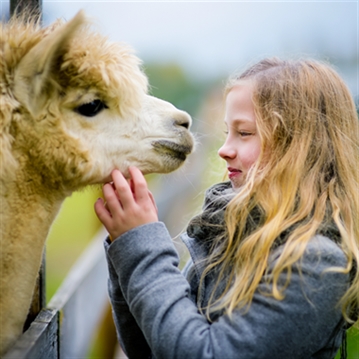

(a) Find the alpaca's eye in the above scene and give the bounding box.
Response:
[76,100,108,117]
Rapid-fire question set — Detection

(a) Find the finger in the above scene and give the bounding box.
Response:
[148,190,158,214]
[111,169,135,208]
[129,178,135,194]
[109,181,121,200]
[94,198,112,225]
[128,167,149,204]
[103,182,123,213]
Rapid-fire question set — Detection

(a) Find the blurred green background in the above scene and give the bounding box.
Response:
[46,63,358,358]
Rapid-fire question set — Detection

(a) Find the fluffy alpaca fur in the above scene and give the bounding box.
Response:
[0,11,194,355]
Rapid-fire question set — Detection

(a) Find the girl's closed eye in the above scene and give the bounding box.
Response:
[238,131,253,137]
[223,130,254,137]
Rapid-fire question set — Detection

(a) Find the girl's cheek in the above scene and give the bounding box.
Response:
[244,146,261,169]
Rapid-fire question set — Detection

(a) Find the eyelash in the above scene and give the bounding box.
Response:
[224,130,253,137]
[239,131,253,137]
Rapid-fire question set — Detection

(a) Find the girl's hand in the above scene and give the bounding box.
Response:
[94,167,158,240]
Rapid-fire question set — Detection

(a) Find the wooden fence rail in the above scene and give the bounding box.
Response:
[4,229,109,359]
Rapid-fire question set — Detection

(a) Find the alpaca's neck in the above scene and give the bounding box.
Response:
[0,180,66,355]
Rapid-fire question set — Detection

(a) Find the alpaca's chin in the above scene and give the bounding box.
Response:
[157,153,189,172]
[147,139,192,173]
[152,140,193,160]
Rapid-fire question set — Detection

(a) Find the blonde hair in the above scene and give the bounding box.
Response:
[203,58,359,323]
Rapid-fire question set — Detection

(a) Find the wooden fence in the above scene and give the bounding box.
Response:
[3,228,110,359]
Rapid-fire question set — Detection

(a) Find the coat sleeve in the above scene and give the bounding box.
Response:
[106,222,349,359]
[104,238,152,359]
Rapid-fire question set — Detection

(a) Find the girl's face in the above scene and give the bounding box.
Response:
[218,82,261,188]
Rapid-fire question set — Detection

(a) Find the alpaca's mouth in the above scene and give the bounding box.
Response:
[152,140,192,161]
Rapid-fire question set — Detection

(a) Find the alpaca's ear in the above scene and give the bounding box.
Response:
[13,11,87,118]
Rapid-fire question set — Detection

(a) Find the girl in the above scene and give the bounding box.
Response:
[95,58,359,359]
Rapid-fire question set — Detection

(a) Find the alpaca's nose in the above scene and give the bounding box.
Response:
[174,111,191,130]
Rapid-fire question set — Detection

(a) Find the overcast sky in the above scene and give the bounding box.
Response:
[1,1,357,95]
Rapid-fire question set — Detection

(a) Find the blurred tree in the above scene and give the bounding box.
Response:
[144,62,212,123]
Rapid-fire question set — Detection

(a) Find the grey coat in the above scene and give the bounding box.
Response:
[104,185,349,359]
[105,226,349,359]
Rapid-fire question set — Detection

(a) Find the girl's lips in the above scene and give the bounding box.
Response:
[227,167,242,179]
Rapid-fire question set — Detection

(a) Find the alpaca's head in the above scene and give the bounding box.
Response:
[1,11,194,193]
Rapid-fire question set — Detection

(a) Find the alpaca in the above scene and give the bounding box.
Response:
[0,11,194,355]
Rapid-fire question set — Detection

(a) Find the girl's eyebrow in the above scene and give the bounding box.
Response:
[233,119,253,125]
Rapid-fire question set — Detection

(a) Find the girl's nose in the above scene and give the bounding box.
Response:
[218,142,236,160]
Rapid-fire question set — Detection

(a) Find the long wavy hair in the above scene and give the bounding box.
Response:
[203,58,359,323]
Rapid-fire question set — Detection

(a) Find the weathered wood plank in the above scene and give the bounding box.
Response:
[23,253,46,332]
[48,229,109,359]
[3,309,58,359]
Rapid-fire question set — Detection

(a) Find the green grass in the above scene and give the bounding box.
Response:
[46,187,103,301]
[335,325,359,359]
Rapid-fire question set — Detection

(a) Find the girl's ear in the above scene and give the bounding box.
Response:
[13,10,86,118]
